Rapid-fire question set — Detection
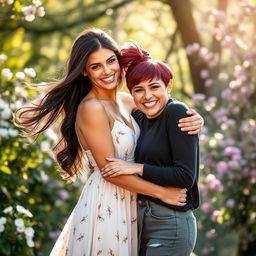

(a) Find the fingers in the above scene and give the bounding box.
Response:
[105,157,118,162]
[179,117,202,126]
[188,128,201,135]
[102,167,120,177]
[186,109,196,115]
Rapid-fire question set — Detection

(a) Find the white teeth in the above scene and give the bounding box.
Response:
[144,101,157,107]
[102,75,114,82]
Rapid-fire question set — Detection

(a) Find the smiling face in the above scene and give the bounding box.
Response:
[131,79,170,119]
[83,48,121,92]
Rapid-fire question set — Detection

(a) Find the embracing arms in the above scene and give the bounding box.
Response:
[102,102,199,189]
[76,99,186,206]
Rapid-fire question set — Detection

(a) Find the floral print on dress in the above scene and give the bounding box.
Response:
[49,119,139,256]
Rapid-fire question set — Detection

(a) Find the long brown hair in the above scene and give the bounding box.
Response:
[14,28,121,182]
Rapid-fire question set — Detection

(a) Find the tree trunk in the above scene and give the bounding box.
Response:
[167,0,207,94]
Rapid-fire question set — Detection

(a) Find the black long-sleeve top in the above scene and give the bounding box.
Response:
[132,98,200,211]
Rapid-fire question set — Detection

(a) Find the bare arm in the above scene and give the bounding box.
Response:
[76,99,185,205]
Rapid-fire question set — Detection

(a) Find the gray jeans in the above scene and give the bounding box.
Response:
[137,200,197,256]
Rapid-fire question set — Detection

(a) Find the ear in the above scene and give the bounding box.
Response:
[82,69,87,76]
[167,79,172,92]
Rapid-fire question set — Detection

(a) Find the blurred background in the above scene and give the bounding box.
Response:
[0,0,255,255]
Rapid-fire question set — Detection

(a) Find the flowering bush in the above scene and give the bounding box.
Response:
[187,2,256,255]
[0,3,82,255]
[0,206,35,255]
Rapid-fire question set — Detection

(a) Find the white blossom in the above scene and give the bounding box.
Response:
[37,6,45,17]
[14,218,24,227]
[8,129,19,137]
[16,205,33,217]
[40,141,50,152]
[0,54,7,62]
[1,68,13,80]
[26,239,35,248]
[7,0,14,4]
[0,217,7,225]
[25,227,35,238]
[1,108,11,119]
[25,14,35,22]
[32,0,42,7]
[16,71,26,80]
[0,128,8,137]
[17,225,25,233]
[0,225,5,232]
[3,206,13,213]
[22,5,36,16]
[24,68,36,78]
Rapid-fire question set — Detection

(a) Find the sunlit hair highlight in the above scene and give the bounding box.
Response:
[120,41,173,92]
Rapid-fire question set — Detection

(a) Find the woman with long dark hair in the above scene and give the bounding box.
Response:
[14,29,203,255]
[102,42,200,256]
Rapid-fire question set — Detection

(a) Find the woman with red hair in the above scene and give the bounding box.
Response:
[102,42,199,256]
[14,29,201,255]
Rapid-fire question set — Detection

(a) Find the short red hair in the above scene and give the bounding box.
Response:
[120,41,173,92]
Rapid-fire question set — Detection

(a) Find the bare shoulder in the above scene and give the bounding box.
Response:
[118,91,136,113]
[76,97,108,126]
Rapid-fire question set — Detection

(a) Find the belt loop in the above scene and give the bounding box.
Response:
[145,200,151,213]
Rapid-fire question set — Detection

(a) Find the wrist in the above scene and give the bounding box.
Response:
[137,164,144,176]
[154,186,166,200]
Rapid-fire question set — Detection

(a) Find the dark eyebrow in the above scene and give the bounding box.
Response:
[133,81,160,89]
[88,55,116,67]
[149,82,161,86]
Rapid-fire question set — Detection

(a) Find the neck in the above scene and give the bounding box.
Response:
[91,87,118,103]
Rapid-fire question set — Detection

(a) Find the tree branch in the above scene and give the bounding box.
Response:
[0,0,134,34]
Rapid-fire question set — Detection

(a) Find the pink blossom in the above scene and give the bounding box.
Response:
[201,202,213,213]
[199,134,209,142]
[224,146,241,157]
[218,72,228,81]
[221,139,235,147]
[226,199,235,208]
[191,93,206,106]
[199,47,209,58]
[205,79,213,87]
[216,161,228,177]
[199,183,207,192]
[242,168,250,177]
[221,88,232,100]
[206,229,216,239]
[229,80,242,89]
[251,170,256,179]
[48,230,61,240]
[213,108,229,120]
[200,69,209,79]
[59,190,69,199]
[228,160,239,169]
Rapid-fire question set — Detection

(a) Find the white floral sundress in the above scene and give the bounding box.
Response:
[49,118,140,256]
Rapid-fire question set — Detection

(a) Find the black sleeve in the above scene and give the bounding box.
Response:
[131,109,144,127]
[142,102,199,188]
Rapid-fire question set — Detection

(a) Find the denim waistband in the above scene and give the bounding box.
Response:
[138,199,193,218]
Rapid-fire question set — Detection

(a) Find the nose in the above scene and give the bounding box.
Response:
[103,64,111,75]
[144,89,152,99]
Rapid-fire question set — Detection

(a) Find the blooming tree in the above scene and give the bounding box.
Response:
[187,2,256,255]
